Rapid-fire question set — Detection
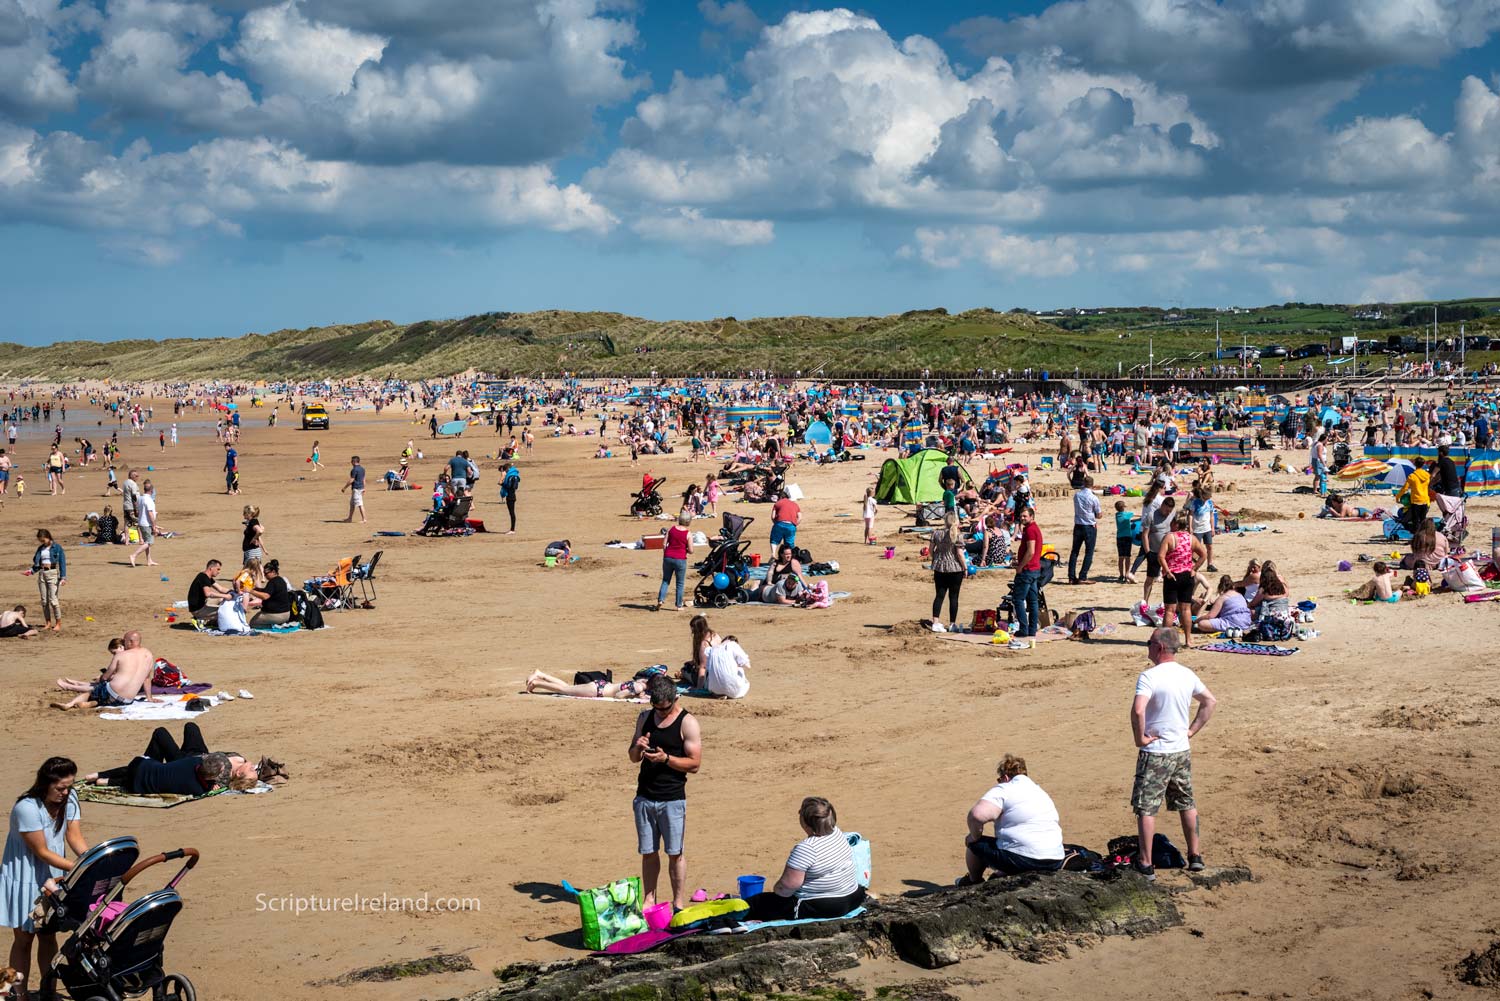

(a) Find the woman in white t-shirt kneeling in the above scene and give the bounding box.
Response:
[703,635,751,699]
[745,797,866,921]
[958,753,1065,884]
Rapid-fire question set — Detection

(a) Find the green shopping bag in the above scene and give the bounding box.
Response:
[578,876,646,950]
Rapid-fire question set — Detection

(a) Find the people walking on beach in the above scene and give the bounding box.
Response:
[655,511,694,612]
[309,440,323,471]
[1129,627,1216,881]
[499,462,519,534]
[342,456,367,523]
[224,443,239,495]
[628,676,702,910]
[129,480,159,567]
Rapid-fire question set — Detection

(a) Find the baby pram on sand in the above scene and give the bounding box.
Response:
[631,477,666,518]
[34,835,200,1001]
[693,513,755,608]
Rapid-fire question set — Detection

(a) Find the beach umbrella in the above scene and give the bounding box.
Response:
[1334,458,1390,482]
[1381,458,1416,486]
[1232,385,1249,391]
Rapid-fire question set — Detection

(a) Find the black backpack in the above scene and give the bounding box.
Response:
[298,595,325,631]
[1105,833,1186,870]
[794,546,813,566]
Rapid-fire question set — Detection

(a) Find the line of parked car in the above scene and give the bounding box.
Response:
[1216,334,1494,363]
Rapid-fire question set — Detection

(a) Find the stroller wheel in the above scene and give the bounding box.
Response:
[159,974,197,1001]
[712,593,731,609]
[733,589,749,603]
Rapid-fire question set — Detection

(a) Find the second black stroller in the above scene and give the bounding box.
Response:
[631,477,666,518]
[693,512,755,608]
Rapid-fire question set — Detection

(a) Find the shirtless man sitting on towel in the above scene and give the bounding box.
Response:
[52,630,160,710]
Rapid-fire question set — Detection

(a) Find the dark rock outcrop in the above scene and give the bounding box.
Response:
[474,867,1250,1001]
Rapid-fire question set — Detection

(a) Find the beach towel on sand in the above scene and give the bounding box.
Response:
[98,695,229,720]
[75,782,274,809]
[1199,640,1299,656]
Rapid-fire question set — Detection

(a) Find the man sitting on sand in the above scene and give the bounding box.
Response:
[52,630,159,710]
[187,560,233,622]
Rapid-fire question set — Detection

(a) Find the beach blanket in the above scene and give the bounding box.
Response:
[75,782,274,809]
[1233,524,1269,534]
[713,906,867,934]
[154,683,213,696]
[1198,640,1299,656]
[938,622,1118,644]
[98,695,227,720]
[605,541,642,550]
[197,623,302,637]
[606,906,868,953]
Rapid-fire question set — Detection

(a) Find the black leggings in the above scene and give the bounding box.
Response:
[97,723,210,786]
[746,886,865,921]
[932,571,964,623]
[505,494,517,531]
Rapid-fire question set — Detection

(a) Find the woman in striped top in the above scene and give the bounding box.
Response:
[744,797,866,921]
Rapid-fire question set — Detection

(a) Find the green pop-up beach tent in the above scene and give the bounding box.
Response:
[874,448,970,504]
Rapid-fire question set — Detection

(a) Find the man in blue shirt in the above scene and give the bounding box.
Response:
[342,455,367,524]
[1068,476,1102,585]
[447,450,470,489]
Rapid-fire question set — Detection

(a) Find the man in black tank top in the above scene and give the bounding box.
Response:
[628,676,703,910]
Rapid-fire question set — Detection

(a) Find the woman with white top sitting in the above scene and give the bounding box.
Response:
[957,753,1065,884]
[744,797,866,921]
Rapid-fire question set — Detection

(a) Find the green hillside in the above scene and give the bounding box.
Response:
[0,298,1495,381]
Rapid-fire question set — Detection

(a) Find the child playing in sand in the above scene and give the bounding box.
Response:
[862,486,877,544]
[704,473,722,515]
[1350,562,1400,602]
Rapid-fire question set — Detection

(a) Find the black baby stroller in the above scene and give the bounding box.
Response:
[996,550,1057,627]
[693,512,755,608]
[631,477,666,517]
[35,836,199,1001]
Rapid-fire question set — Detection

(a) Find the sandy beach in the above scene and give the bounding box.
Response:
[2,395,1498,1001]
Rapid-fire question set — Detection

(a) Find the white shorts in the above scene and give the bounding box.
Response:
[351,489,364,505]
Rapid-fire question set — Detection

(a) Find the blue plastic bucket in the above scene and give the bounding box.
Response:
[737,875,765,899]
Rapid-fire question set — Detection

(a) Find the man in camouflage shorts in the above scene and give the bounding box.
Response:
[1129,628,1217,880]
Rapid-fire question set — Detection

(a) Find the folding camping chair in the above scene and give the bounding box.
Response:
[353,551,382,604]
[304,555,358,610]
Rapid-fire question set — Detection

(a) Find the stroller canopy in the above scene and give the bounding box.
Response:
[875,448,971,504]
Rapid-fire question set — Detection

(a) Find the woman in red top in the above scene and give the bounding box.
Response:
[655,512,696,612]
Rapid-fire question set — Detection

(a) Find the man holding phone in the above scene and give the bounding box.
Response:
[628,676,703,910]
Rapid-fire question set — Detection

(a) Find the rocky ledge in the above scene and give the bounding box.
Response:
[468,867,1251,1001]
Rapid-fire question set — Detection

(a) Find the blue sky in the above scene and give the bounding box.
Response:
[2,0,1499,344]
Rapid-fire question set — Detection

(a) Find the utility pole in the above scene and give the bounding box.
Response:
[1149,335,1154,380]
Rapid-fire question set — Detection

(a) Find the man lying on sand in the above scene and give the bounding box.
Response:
[52,630,159,710]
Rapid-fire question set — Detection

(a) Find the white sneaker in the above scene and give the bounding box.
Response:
[238,690,255,699]
[1007,638,1030,650]
[217,691,235,701]
[930,621,946,633]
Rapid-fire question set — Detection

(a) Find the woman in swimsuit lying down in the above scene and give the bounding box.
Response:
[1318,492,1382,520]
[525,671,653,699]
